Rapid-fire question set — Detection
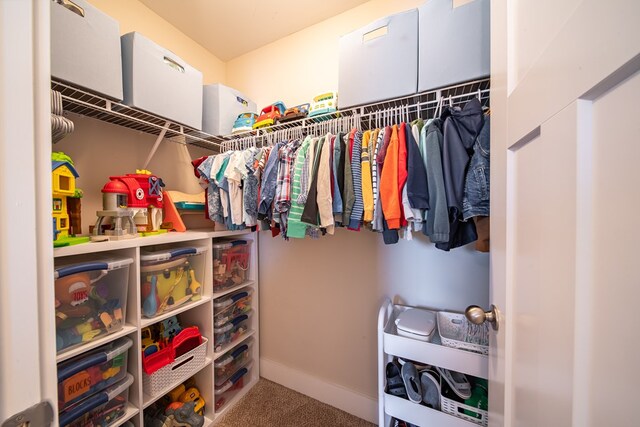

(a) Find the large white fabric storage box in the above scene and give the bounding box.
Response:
[338,9,418,108]
[203,84,257,136]
[418,0,490,91]
[121,32,203,129]
[51,0,123,100]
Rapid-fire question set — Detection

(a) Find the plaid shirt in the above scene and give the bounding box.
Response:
[275,139,302,214]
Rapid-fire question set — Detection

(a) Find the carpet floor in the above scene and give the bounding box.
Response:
[215,378,375,427]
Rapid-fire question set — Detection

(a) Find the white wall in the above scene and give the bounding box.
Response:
[225,0,491,416]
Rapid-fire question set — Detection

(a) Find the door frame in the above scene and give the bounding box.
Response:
[0,0,57,424]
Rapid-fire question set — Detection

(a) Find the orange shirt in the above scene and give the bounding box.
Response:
[380,125,401,229]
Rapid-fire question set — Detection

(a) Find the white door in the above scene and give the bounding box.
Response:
[0,1,58,425]
[489,1,640,426]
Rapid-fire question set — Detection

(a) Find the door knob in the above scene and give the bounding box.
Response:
[465,304,499,331]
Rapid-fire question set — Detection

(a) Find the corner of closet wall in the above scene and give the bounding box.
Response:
[85,0,226,84]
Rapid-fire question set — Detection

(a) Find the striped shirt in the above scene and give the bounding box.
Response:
[348,130,364,230]
[372,128,385,231]
[286,136,312,239]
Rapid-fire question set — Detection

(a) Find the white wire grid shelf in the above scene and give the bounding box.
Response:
[219,78,490,149]
[52,78,489,153]
[51,80,225,151]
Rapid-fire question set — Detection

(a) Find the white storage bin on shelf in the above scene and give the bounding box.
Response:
[203,84,257,135]
[58,373,134,427]
[142,337,208,398]
[418,0,490,91]
[54,257,133,353]
[121,32,203,129]
[339,9,418,108]
[51,0,123,100]
[214,362,253,413]
[57,337,133,412]
[140,245,208,318]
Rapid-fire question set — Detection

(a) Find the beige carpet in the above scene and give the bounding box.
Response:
[215,378,375,427]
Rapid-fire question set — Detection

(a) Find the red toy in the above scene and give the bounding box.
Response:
[92,170,165,240]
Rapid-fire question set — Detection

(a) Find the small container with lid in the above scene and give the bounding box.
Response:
[212,240,252,292]
[59,373,133,427]
[57,337,133,411]
[214,311,252,353]
[214,362,253,412]
[139,245,207,318]
[54,257,133,353]
[214,340,253,386]
[214,288,253,327]
[394,308,437,342]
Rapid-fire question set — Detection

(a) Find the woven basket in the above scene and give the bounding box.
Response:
[441,394,488,426]
[143,337,208,397]
[437,311,489,355]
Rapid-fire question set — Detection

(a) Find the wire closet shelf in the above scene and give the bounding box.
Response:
[219,78,490,151]
[51,80,226,151]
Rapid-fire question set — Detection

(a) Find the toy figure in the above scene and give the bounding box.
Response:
[55,270,123,351]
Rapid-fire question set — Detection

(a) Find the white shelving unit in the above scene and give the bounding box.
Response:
[53,229,259,427]
[378,300,489,427]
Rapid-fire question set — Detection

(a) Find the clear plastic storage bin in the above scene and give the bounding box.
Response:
[140,246,207,318]
[212,240,252,292]
[214,340,253,386]
[59,373,133,427]
[214,311,252,353]
[214,362,253,412]
[57,337,133,411]
[54,257,133,353]
[214,288,253,327]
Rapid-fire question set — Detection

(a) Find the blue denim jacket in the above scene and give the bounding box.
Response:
[463,115,490,220]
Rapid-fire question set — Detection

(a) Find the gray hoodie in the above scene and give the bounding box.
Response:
[422,119,449,243]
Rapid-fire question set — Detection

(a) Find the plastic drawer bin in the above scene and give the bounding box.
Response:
[59,373,133,427]
[51,0,123,100]
[57,337,133,411]
[338,9,418,108]
[214,311,252,353]
[140,245,207,318]
[214,288,253,327]
[203,84,257,136]
[214,341,252,386]
[143,337,208,397]
[54,257,133,353]
[121,32,204,129]
[418,0,490,91]
[214,362,253,412]
[212,240,252,292]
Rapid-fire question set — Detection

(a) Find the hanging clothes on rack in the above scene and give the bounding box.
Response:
[190,80,491,252]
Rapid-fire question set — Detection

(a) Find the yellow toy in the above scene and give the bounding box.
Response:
[52,152,90,247]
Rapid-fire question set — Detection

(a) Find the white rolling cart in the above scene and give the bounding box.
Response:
[378,299,489,427]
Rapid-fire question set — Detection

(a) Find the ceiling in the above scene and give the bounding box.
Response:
[139,0,371,61]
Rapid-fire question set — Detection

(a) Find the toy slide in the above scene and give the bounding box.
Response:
[163,190,211,232]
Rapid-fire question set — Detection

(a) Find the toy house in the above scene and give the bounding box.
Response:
[52,160,78,241]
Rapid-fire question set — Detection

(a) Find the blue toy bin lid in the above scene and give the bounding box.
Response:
[214,341,252,368]
[54,257,134,279]
[57,337,133,383]
[140,245,208,264]
[214,361,253,395]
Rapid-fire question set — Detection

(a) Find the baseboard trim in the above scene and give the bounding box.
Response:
[260,357,378,424]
